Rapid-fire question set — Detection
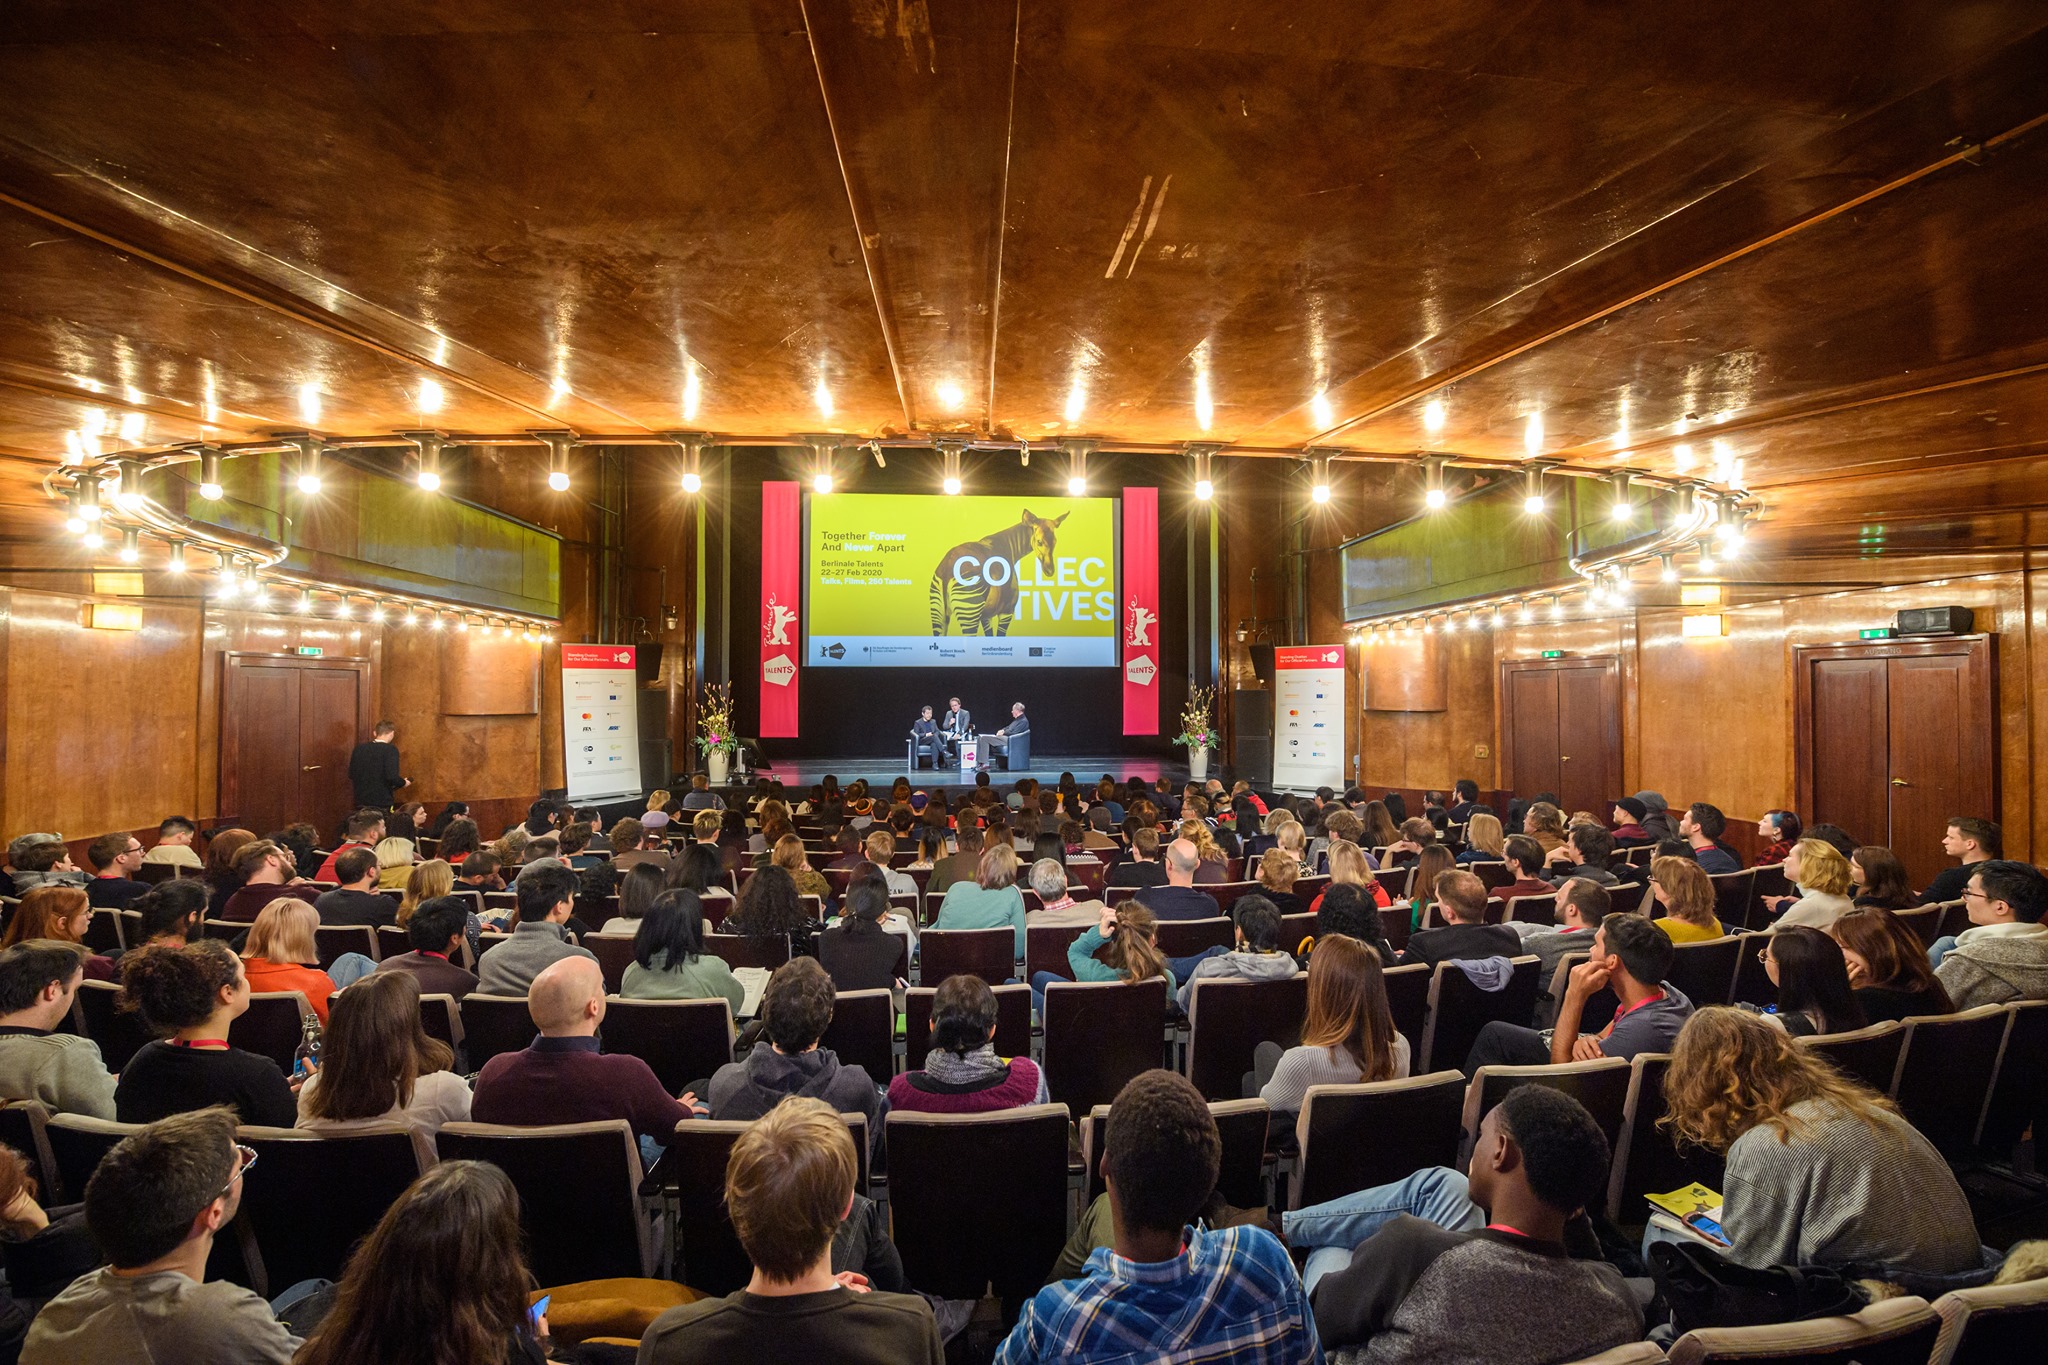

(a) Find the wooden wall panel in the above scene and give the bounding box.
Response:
[1,588,201,840]
[383,627,543,814]
[439,631,540,715]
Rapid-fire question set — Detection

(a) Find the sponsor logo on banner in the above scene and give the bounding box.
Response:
[763,654,796,687]
[1125,654,1157,686]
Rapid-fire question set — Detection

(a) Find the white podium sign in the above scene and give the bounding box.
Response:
[957,738,980,772]
[1272,644,1346,792]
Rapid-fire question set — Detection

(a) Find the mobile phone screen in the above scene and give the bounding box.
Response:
[528,1294,551,1329]
[1683,1212,1729,1246]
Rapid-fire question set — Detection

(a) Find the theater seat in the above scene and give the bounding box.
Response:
[1041,978,1169,1115]
[1460,1058,1632,1165]
[1892,1006,2009,1160]
[312,923,378,970]
[71,979,154,1072]
[1289,1072,1466,1210]
[44,1113,142,1218]
[1798,1020,1905,1096]
[459,993,540,1068]
[1666,1295,1939,1365]
[1080,1098,1269,1211]
[602,997,737,1094]
[1605,1053,1725,1227]
[819,988,895,1083]
[1419,956,1540,1073]
[886,1104,1069,1315]
[917,927,1014,987]
[436,1120,655,1284]
[1930,1278,2048,1365]
[229,991,315,1073]
[232,1123,432,1297]
[0,1101,58,1203]
[1184,975,1308,1102]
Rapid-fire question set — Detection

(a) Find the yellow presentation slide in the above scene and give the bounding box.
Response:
[806,492,1118,668]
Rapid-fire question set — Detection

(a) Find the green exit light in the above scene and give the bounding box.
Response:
[293,645,324,657]
[1858,628,1893,641]
[1541,649,1564,659]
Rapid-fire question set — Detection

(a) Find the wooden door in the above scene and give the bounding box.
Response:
[1795,638,1997,889]
[221,654,371,837]
[1499,657,1622,813]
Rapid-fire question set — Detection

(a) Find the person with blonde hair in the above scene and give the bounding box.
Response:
[1176,819,1229,884]
[395,857,453,925]
[1312,841,1390,913]
[772,833,831,901]
[931,844,1027,956]
[1455,811,1506,865]
[1256,848,1305,914]
[239,898,346,1020]
[1661,1008,1983,1280]
[1523,801,1567,854]
[1649,856,1724,943]
[1762,837,1855,931]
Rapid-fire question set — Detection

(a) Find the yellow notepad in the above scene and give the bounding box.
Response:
[1645,1183,1723,1220]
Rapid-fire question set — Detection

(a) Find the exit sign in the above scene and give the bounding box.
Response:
[1858,628,1894,641]
[292,645,324,657]
[1541,649,1564,659]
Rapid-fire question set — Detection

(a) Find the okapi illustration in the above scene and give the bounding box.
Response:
[928,509,1068,637]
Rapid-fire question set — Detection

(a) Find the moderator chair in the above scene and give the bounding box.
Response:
[1080,1098,1269,1211]
[1184,975,1309,1102]
[1459,1059,1632,1164]
[1892,1005,2010,1160]
[71,979,155,1072]
[601,997,736,1094]
[458,993,540,1068]
[906,731,940,770]
[904,983,1031,1073]
[820,988,895,1084]
[1605,1052,1725,1226]
[886,1105,1069,1316]
[436,1120,655,1285]
[917,927,1015,987]
[1289,1072,1466,1210]
[229,991,315,1074]
[1799,1020,1905,1096]
[1930,1278,2048,1365]
[1666,1294,1939,1365]
[1040,977,1169,1115]
[989,728,1030,770]
[1665,936,1743,1009]
[232,1123,432,1297]
[1418,956,1540,1074]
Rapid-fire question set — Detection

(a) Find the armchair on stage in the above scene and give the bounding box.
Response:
[985,727,1030,770]
[907,729,942,770]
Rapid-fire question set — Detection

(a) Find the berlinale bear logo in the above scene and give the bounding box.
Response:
[1124,598,1155,648]
[763,593,796,646]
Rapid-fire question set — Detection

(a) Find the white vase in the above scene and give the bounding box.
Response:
[1189,747,1209,782]
[707,749,730,785]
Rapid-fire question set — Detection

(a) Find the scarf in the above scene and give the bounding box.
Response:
[921,1042,1010,1087]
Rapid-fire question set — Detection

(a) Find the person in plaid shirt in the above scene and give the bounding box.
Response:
[995,1070,1322,1364]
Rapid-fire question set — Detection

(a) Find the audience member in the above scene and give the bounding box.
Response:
[1922,816,2001,904]
[639,1097,941,1363]
[313,810,386,883]
[923,824,979,897]
[83,831,150,909]
[296,970,469,1139]
[290,1161,544,1365]
[1828,908,1954,1022]
[1491,835,1555,908]
[1256,935,1407,1121]
[0,941,117,1119]
[0,1137,99,1344]
[1749,926,1865,1036]
[470,956,703,1158]
[1512,877,1610,988]
[141,817,203,870]
[372,836,416,892]
[218,841,320,924]
[708,958,880,1126]
[1134,839,1222,922]
[452,848,503,894]
[0,887,114,980]
[623,889,746,1010]
[1313,841,1390,915]
[132,878,207,948]
[1634,791,1680,843]
[238,898,346,1020]
[1049,903,1174,1006]
[313,847,397,928]
[1253,849,1305,914]
[1467,912,1692,1073]
[1755,809,1802,865]
[114,940,296,1126]
[1807,822,1860,862]
[1104,826,1168,891]
[998,1070,1317,1364]
[1542,823,1619,888]
[1849,845,1917,910]
[1679,802,1742,875]
[1762,837,1854,931]
[724,864,818,951]
[435,817,483,869]
[775,835,832,901]
[201,827,256,915]
[1934,858,2048,1007]
[1663,1008,1984,1281]
[3,836,84,895]
[1024,858,1103,928]
[1608,798,1653,848]
[1309,884,1394,962]
[1398,870,1518,969]
[1650,855,1725,942]
[21,1107,298,1363]
[610,817,672,876]
[475,864,594,997]
[931,845,1028,956]
[1176,894,1300,1010]
[1287,1087,1639,1362]
[1455,812,1505,866]
[817,875,905,997]
[372,895,479,1000]
[888,974,1045,1113]
[595,861,666,939]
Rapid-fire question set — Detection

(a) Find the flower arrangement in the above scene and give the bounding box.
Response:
[1175,685,1217,751]
[695,681,737,755]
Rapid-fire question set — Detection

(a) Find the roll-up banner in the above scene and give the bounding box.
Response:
[759,480,802,737]
[1272,644,1346,792]
[1121,486,1159,735]
[561,644,643,803]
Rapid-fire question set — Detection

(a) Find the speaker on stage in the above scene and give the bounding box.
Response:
[1233,689,1273,786]
[1248,643,1275,688]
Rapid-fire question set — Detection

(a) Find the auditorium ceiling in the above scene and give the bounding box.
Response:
[1,1,2046,574]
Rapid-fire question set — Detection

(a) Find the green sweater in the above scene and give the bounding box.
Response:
[932,883,1028,957]
[620,949,746,1012]
[1065,926,1178,991]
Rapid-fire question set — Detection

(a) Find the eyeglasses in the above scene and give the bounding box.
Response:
[1755,945,1775,963]
[215,1143,257,1203]
[1961,889,1991,902]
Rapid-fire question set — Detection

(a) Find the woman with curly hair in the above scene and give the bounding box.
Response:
[114,939,296,1126]
[725,864,820,959]
[1176,818,1229,884]
[1661,1008,1982,1278]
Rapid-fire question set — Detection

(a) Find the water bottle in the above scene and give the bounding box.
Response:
[292,1013,323,1081]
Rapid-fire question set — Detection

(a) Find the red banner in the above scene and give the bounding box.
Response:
[759,481,801,737]
[1121,486,1159,734]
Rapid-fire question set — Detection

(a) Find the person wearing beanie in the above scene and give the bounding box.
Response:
[1609,798,1654,849]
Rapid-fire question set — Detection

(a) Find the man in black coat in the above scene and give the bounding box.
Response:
[348,720,408,810]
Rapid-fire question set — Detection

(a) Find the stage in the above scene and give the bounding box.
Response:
[747,753,1201,789]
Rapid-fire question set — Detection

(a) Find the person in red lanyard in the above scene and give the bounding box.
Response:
[1463,912,1696,1076]
[371,898,479,1000]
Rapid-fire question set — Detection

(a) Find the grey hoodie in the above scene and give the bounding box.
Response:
[1178,948,1300,1011]
[707,1044,882,1128]
[1935,923,2048,1010]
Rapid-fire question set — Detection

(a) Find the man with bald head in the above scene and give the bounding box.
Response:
[1135,838,1223,922]
[471,956,707,1166]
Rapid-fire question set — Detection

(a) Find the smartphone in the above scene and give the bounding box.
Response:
[528,1294,551,1331]
[1683,1212,1730,1247]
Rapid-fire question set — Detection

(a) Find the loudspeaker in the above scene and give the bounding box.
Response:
[635,643,664,683]
[1248,643,1275,687]
[1232,689,1273,786]
[1896,606,1973,636]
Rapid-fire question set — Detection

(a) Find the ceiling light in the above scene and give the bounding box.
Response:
[456,616,469,632]
[77,476,103,523]
[1063,439,1091,497]
[197,447,224,500]
[1309,456,1331,505]
[1659,553,1677,584]
[63,487,87,535]
[117,459,149,511]
[547,469,571,492]
[681,470,702,494]
[417,378,445,413]
[1523,464,1548,515]
[1608,471,1633,521]
[370,601,386,622]
[296,588,313,614]
[430,613,445,631]
[407,431,444,492]
[1190,447,1216,501]
[119,411,145,441]
[813,471,834,495]
[937,381,965,411]
[81,527,104,550]
[117,529,140,563]
[1517,601,1532,623]
[535,429,575,492]
[1422,456,1447,510]
[1423,398,1446,434]
[1548,595,1563,621]
[294,437,324,495]
[938,441,965,496]
[166,539,186,574]
[403,606,416,626]
[1696,539,1718,574]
